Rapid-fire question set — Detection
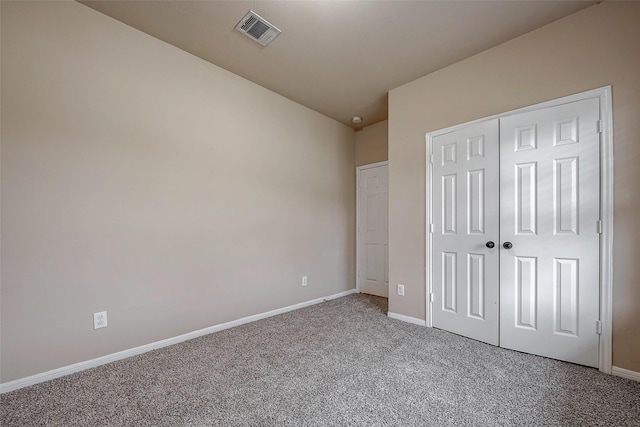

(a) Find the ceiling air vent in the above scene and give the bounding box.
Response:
[235,11,281,47]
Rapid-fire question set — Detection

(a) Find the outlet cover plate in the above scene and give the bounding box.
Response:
[93,311,108,329]
[397,284,405,296]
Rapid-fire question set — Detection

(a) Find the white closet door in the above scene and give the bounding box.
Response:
[358,164,389,297]
[431,119,499,345]
[499,98,601,367]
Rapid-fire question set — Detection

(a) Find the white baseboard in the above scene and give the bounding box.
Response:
[0,289,358,394]
[612,366,640,382]
[387,311,427,327]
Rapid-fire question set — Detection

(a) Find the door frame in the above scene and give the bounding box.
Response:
[356,161,389,293]
[425,86,613,374]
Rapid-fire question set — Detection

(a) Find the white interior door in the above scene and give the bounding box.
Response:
[431,119,499,345]
[499,98,601,368]
[428,96,602,368]
[358,164,388,297]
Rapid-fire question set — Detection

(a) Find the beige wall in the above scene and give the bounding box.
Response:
[355,120,388,167]
[0,1,355,383]
[389,1,640,371]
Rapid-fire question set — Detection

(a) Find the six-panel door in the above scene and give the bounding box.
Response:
[431,119,500,345]
[429,97,601,368]
[359,164,389,297]
[499,98,601,368]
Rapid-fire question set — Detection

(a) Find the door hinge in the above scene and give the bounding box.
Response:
[597,120,603,134]
[429,223,434,233]
[596,320,602,335]
[357,270,361,278]
[429,154,434,164]
[597,220,603,234]
[429,292,434,303]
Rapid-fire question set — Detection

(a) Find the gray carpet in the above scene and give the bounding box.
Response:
[1,294,639,426]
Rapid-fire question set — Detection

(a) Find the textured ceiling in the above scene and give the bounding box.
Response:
[79,1,597,129]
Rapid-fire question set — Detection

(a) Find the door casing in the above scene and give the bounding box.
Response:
[425,86,613,374]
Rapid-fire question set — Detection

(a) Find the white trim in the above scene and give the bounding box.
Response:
[425,138,433,328]
[357,160,389,170]
[425,86,613,374]
[612,366,640,383]
[387,311,427,327]
[426,87,612,140]
[355,161,389,293]
[0,289,358,394]
[598,87,614,374]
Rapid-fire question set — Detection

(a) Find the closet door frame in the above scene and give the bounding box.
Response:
[425,86,613,374]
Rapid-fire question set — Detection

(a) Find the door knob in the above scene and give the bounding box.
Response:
[503,242,513,249]
[486,241,495,248]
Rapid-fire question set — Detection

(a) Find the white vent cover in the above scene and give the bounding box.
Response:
[235,11,281,47]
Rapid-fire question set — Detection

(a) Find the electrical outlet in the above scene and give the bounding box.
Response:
[93,311,108,329]
[302,276,308,286]
[397,284,405,296]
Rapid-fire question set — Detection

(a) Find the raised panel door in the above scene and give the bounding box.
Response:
[499,98,600,368]
[431,119,499,345]
[359,165,389,297]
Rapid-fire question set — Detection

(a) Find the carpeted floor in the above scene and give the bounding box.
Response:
[1,294,639,426]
